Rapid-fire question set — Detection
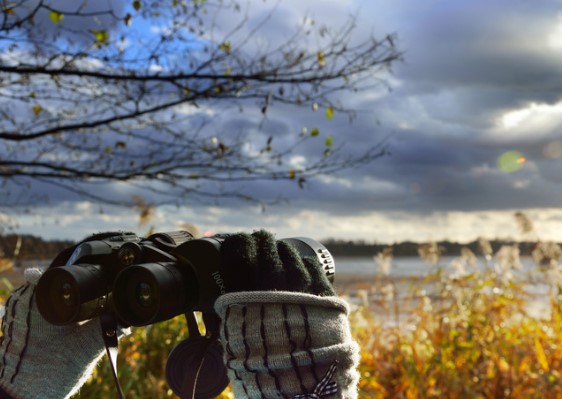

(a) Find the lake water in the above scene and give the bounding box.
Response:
[335,255,539,277]
[21,255,541,278]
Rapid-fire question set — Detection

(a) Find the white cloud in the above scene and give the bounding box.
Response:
[287,155,307,169]
[148,64,164,73]
[513,180,531,189]
[75,202,93,212]
[548,14,562,50]
[497,102,562,135]
[317,175,353,188]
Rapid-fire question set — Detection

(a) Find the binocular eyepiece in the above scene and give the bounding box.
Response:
[36,232,335,327]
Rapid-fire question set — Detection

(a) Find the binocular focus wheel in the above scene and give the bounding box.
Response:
[166,336,229,399]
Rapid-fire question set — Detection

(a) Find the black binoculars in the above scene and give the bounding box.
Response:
[36,231,335,327]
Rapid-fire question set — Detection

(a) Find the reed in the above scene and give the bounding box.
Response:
[353,241,562,398]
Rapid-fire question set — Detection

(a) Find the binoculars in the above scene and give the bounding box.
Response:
[36,231,335,327]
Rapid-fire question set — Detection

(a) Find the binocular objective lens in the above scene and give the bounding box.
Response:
[61,282,74,307]
[136,282,155,308]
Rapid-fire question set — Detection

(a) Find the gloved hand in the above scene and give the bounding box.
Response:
[214,230,360,399]
[0,268,109,399]
[221,229,335,295]
[0,232,132,399]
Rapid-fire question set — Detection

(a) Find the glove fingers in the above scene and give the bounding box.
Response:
[276,241,311,293]
[221,233,259,292]
[303,257,335,296]
[221,231,334,295]
[251,230,287,290]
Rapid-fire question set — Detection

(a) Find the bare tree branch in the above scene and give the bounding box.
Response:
[0,0,401,209]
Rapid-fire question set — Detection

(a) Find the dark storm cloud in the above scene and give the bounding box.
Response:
[397,1,560,75]
[390,0,562,112]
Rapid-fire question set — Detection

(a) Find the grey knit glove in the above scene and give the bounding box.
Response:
[0,268,111,399]
[215,231,360,399]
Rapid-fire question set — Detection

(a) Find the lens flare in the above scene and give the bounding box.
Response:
[498,151,526,173]
[544,141,562,159]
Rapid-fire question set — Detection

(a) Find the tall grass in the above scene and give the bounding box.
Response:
[353,240,562,398]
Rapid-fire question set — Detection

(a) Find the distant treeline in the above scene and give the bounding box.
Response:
[0,234,552,261]
[0,234,74,260]
[321,238,546,258]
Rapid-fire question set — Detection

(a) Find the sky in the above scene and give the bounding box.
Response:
[6,0,562,244]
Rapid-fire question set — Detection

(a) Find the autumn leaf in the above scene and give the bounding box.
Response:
[49,11,64,24]
[325,135,333,147]
[326,106,334,120]
[260,136,273,153]
[124,13,132,27]
[288,169,296,179]
[133,0,142,11]
[310,128,319,136]
[91,30,109,43]
[32,105,42,116]
[317,51,326,67]
[218,41,232,54]
[133,195,154,226]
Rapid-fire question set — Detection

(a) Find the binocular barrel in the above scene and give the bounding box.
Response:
[36,234,335,327]
[112,261,199,327]
[36,264,111,325]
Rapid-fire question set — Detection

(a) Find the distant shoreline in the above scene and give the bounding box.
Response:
[0,233,555,260]
[323,238,547,258]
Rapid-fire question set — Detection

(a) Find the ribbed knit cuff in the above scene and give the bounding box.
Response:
[214,291,360,399]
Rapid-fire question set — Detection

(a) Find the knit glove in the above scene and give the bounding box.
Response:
[215,230,360,399]
[0,268,112,399]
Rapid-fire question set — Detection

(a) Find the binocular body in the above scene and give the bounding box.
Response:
[36,231,335,327]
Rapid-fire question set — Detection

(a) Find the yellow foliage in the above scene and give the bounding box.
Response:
[351,265,562,398]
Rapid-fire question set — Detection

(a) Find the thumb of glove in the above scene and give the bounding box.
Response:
[0,267,127,399]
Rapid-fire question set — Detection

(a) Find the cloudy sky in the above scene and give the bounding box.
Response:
[8,0,562,244]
